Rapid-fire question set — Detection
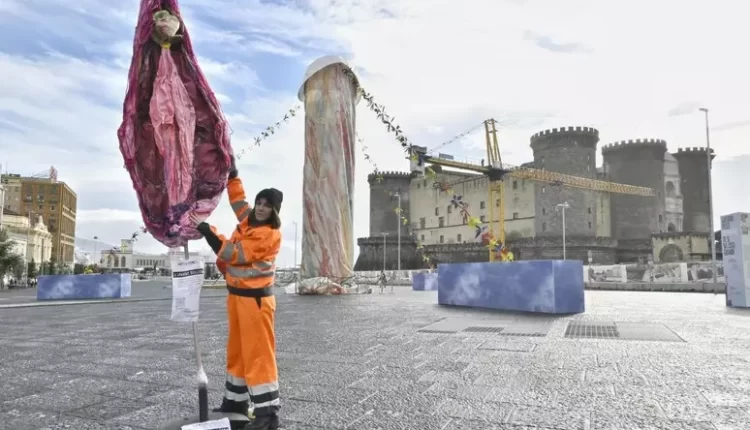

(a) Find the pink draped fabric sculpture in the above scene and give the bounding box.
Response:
[118,0,232,248]
[294,56,364,295]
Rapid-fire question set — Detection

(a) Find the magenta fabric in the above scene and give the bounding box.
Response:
[118,0,232,248]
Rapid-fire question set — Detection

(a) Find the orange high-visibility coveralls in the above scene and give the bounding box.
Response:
[210,177,282,417]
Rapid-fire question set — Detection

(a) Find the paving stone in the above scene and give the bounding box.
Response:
[3,391,112,414]
[359,390,444,416]
[286,385,374,405]
[39,415,145,429]
[107,403,196,429]
[66,398,150,421]
[3,286,750,429]
[508,404,590,429]
[0,409,60,430]
[438,399,514,424]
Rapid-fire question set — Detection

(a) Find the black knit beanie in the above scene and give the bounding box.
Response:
[255,188,283,213]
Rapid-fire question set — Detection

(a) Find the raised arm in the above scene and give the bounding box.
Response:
[196,223,281,266]
[227,157,251,223]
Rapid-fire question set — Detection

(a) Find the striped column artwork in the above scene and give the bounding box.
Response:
[296,57,361,294]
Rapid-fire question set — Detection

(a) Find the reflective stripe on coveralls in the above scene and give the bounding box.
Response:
[228,178,251,223]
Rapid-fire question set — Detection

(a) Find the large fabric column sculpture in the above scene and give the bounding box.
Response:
[295,56,362,295]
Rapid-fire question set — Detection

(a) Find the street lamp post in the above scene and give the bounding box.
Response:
[699,107,718,283]
[381,232,389,272]
[93,236,98,268]
[556,202,570,260]
[24,209,33,286]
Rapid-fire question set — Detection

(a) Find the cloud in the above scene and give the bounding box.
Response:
[0,0,748,269]
[523,30,590,54]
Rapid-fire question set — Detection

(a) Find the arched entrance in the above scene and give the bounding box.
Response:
[659,244,684,263]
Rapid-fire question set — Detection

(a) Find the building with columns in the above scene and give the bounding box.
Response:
[1,209,54,264]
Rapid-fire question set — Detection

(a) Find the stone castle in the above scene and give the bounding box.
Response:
[354,126,714,270]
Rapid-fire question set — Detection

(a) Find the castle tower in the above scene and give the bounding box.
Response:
[601,139,667,239]
[367,171,413,237]
[530,126,600,237]
[672,147,715,233]
[354,171,421,271]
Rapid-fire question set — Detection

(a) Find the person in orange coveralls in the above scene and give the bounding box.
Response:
[192,157,283,430]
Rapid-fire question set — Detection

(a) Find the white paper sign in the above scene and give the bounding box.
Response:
[181,417,231,430]
[170,257,205,322]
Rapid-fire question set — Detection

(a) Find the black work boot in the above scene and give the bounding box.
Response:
[242,414,279,430]
[212,398,250,417]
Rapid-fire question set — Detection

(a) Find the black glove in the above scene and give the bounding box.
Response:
[196,222,212,237]
[228,155,238,180]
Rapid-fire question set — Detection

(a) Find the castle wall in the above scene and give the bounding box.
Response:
[409,169,536,246]
[602,139,668,239]
[367,172,412,237]
[530,126,600,237]
[672,147,714,234]
[663,152,684,232]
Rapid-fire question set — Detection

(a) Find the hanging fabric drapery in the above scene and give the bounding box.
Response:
[118,0,232,248]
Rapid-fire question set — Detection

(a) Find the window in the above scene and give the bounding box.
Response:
[542,208,546,215]
[588,207,592,214]
[457,234,462,242]
[420,235,424,242]
[480,201,486,209]
[434,207,439,216]
[447,205,452,213]
[513,212,519,219]
[512,181,518,190]
[658,214,663,222]
[588,222,592,229]
[438,217,444,227]
[439,235,444,244]
[480,215,486,222]
[420,217,426,229]
[542,222,547,232]
[496,199,500,207]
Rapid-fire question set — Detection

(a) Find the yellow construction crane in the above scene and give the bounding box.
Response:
[409,119,655,262]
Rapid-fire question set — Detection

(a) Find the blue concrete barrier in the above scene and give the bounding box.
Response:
[412,272,438,291]
[437,260,585,314]
[37,274,132,301]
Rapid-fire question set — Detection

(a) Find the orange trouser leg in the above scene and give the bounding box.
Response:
[236,294,280,417]
[224,295,250,407]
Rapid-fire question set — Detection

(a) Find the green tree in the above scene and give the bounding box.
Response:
[46,257,58,275]
[73,263,84,275]
[27,259,37,278]
[12,259,25,280]
[0,229,23,288]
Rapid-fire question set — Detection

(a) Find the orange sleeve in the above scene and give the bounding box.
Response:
[217,228,281,265]
[227,177,251,222]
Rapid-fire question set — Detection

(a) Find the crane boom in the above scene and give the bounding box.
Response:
[408,118,657,263]
[505,166,654,196]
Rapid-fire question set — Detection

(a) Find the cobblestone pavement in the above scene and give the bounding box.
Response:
[1,287,750,429]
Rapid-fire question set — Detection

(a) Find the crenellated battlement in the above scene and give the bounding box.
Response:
[674,147,715,155]
[601,138,667,154]
[530,126,600,144]
[367,170,412,183]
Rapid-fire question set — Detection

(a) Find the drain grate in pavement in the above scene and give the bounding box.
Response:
[565,322,620,339]
[500,332,547,337]
[463,326,505,333]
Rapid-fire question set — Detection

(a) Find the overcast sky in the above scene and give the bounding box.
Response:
[0,0,747,266]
